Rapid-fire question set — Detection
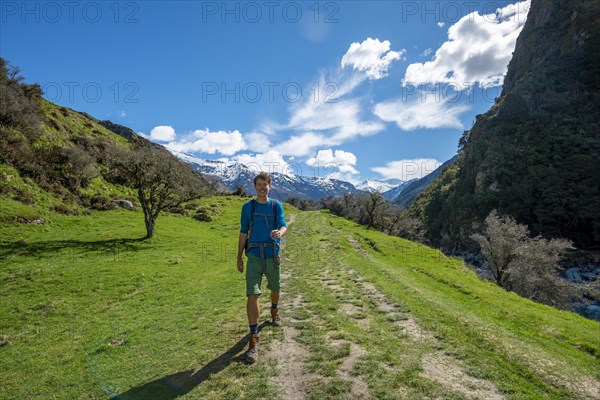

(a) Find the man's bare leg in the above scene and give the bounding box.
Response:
[247,294,260,325]
[271,291,280,305]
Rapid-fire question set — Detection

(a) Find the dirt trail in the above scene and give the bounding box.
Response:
[267,294,318,400]
[268,215,507,399]
[268,214,373,399]
[345,234,506,400]
[267,213,319,399]
[338,342,371,399]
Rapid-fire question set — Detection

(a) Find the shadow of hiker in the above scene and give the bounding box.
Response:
[111,321,271,400]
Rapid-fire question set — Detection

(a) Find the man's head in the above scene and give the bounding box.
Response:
[254,172,271,195]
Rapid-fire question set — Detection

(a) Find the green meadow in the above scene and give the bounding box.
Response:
[1,195,598,399]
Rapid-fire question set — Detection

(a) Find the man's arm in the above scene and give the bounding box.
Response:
[276,201,287,236]
[238,203,249,271]
[238,232,247,259]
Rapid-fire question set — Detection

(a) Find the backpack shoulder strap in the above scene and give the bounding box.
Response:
[248,199,256,235]
[272,199,280,230]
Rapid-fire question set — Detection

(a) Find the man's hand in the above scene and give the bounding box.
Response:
[237,257,244,273]
[270,229,282,239]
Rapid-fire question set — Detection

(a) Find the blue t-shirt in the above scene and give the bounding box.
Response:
[240,198,286,257]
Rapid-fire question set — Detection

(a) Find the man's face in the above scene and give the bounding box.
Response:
[255,179,270,195]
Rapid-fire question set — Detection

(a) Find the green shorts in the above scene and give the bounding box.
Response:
[246,253,281,296]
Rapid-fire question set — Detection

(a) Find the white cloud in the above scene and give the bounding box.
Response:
[244,131,273,153]
[420,48,433,57]
[118,110,127,117]
[403,0,530,88]
[287,98,385,145]
[260,37,402,158]
[373,94,470,131]
[372,158,442,181]
[164,128,246,155]
[277,132,330,158]
[341,37,405,80]
[437,22,445,28]
[149,125,176,142]
[306,149,360,183]
[231,150,297,176]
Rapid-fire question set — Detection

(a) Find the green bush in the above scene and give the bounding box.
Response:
[193,207,213,222]
[89,195,116,211]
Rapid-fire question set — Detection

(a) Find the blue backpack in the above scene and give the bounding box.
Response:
[245,198,281,256]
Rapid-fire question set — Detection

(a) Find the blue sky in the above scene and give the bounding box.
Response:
[1,0,530,185]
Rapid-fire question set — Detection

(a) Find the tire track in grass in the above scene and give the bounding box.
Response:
[267,293,319,400]
[273,212,375,399]
[266,213,320,400]
[344,233,506,400]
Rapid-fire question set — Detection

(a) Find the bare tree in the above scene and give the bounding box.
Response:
[470,210,528,286]
[342,191,353,218]
[391,208,424,242]
[108,143,209,238]
[358,191,385,229]
[471,209,575,306]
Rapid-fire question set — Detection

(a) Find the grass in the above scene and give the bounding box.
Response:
[1,195,291,399]
[1,196,598,399]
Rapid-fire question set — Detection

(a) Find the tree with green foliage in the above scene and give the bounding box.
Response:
[108,143,209,238]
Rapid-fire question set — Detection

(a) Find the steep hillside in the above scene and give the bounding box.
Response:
[0,58,224,223]
[410,0,600,253]
[1,94,140,217]
[392,155,458,208]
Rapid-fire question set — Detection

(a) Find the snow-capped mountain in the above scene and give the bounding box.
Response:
[381,179,418,201]
[356,178,404,194]
[392,154,459,207]
[170,151,363,201]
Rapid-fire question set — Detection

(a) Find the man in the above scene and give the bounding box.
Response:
[237,171,287,363]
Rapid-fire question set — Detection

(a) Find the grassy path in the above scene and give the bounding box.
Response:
[1,197,598,399]
[268,210,599,400]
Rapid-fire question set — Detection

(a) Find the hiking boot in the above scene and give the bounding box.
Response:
[246,333,259,363]
[271,307,281,326]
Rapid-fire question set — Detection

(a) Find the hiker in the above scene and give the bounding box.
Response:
[237,171,287,363]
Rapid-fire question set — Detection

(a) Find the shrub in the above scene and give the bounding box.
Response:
[166,205,187,215]
[184,202,198,210]
[193,207,213,222]
[48,204,71,215]
[89,195,116,211]
[13,187,35,205]
[471,209,576,308]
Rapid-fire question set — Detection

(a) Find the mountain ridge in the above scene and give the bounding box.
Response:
[410,0,600,252]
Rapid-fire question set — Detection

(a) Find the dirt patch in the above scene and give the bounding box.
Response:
[347,234,367,255]
[394,318,435,342]
[340,302,363,316]
[287,213,297,225]
[339,342,371,399]
[518,351,600,400]
[360,280,396,312]
[267,224,315,398]
[561,374,600,400]
[421,351,505,400]
[351,275,436,342]
[268,325,319,400]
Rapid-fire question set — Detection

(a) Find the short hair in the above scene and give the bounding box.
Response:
[253,171,272,186]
